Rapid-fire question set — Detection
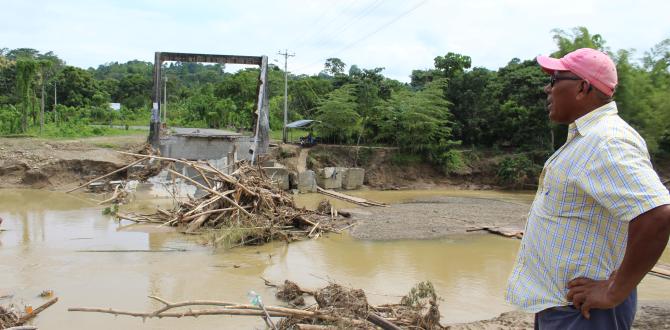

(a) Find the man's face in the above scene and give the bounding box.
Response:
[544,71,584,124]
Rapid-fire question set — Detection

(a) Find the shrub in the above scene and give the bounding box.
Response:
[440,149,466,174]
[496,154,541,189]
[390,152,422,166]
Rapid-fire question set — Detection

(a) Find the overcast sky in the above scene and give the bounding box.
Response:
[2,0,668,82]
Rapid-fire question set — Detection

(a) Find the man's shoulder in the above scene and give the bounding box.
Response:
[585,115,647,150]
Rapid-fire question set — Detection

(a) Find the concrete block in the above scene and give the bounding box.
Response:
[297,170,317,193]
[316,167,343,189]
[342,168,365,190]
[263,167,290,190]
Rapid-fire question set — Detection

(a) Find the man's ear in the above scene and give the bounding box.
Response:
[576,81,590,100]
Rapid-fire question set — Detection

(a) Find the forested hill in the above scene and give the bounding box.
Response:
[1,27,669,177]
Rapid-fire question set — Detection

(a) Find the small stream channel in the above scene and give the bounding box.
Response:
[1,188,669,329]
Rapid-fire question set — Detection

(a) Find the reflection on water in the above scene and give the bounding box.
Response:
[0,189,668,329]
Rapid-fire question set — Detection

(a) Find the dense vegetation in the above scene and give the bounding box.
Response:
[1,27,669,182]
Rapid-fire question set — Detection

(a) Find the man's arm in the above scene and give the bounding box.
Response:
[567,204,670,319]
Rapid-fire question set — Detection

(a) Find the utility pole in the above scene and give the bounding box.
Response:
[277,49,294,144]
[163,75,167,124]
[53,81,57,125]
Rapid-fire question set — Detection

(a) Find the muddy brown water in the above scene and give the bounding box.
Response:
[1,188,669,329]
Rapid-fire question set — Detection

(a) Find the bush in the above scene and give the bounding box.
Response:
[0,105,22,134]
[390,152,422,166]
[353,147,373,167]
[496,154,541,189]
[440,149,466,174]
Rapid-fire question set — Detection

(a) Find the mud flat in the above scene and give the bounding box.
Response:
[350,196,530,240]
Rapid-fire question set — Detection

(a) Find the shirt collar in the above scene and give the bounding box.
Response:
[568,101,618,137]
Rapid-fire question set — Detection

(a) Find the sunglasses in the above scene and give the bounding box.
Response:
[549,74,583,87]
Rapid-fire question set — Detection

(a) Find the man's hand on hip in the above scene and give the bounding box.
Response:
[567,272,626,319]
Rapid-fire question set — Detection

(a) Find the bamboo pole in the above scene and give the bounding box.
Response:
[167,169,251,217]
[98,185,121,205]
[193,165,214,188]
[296,325,337,330]
[196,162,258,197]
[185,212,210,233]
[307,222,320,238]
[66,157,148,193]
[182,207,236,222]
[183,195,224,217]
[16,297,58,325]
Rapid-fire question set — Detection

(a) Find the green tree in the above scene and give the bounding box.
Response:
[434,52,471,78]
[15,58,38,132]
[323,58,346,76]
[315,84,361,143]
[551,27,608,56]
[54,66,107,108]
[115,74,151,109]
[386,79,457,164]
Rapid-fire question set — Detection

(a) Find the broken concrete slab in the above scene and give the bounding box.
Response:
[263,167,290,190]
[342,168,365,190]
[297,170,317,193]
[316,167,343,189]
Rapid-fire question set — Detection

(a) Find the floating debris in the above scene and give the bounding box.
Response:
[102,154,347,247]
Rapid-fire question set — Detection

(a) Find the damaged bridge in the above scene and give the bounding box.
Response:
[149,51,271,168]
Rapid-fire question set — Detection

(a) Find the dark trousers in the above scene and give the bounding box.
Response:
[534,289,637,330]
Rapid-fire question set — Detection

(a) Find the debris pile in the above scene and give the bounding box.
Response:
[270,280,444,330]
[0,305,20,329]
[115,155,346,247]
[0,297,58,330]
[68,280,444,330]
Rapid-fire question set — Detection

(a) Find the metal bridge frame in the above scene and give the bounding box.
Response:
[149,52,270,160]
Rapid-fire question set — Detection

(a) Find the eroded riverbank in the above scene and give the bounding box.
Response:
[1,188,669,329]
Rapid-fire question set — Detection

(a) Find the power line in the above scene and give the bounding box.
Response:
[335,0,429,55]
[295,0,386,51]
[314,0,386,47]
[293,0,428,74]
[289,0,358,47]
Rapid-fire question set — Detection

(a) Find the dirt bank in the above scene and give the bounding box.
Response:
[446,300,670,329]
[279,144,517,190]
[0,136,144,189]
[350,196,530,240]
[277,144,670,191]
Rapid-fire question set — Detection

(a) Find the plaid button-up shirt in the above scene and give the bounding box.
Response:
[506,101,670,312]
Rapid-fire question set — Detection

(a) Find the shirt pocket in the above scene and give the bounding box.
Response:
[540,165,583,217]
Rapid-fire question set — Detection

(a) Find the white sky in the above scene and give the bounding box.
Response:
[1,0,668,82]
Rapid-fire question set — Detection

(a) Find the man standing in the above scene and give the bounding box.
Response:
[506,48,670,329]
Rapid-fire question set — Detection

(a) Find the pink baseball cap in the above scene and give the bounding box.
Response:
[537,48,617,96]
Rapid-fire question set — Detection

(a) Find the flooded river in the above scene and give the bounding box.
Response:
[1,188,669,329]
